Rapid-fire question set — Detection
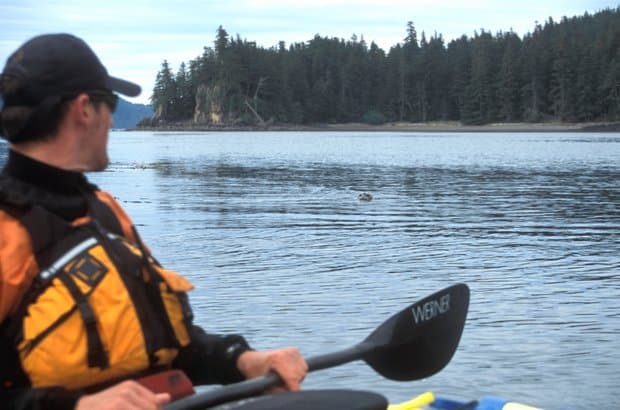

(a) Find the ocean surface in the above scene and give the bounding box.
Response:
[1,131,619,409]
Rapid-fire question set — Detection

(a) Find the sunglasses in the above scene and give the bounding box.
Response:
[87,90,119,112]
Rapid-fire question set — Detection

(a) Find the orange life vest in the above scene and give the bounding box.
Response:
[0,176,193,390]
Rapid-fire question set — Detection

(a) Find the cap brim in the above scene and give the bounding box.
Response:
[106,75,141,97]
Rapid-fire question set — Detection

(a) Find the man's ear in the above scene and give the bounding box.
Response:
[67,93,93,125]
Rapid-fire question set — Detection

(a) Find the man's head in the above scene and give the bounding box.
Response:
[0,33,140,145]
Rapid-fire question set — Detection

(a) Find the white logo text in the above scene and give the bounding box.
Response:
[411,294,450,324]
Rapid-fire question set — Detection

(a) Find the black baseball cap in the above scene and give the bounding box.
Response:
[0,33,141,108]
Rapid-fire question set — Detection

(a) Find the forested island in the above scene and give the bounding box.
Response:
[140,7,619,130]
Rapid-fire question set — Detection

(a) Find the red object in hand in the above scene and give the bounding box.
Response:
[137,370,196,401]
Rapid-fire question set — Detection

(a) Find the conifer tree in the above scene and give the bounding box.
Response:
[498,32,522,121]
[151,60,176,121]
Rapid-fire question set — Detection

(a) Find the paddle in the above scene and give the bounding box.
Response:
[166,283,469,410]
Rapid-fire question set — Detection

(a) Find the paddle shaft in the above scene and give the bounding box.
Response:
[165,342,375,410]
[307,342,374,371]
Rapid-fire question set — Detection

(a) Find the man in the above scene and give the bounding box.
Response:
[0,34,307,410]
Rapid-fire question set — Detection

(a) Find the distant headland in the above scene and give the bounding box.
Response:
[136,8,619,132]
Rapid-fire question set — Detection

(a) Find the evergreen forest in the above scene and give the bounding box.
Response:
[148,7,620,127]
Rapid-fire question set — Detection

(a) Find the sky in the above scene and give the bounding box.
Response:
[1,0,616,104]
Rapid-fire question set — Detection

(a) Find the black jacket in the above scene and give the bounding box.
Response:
[0,150,252,409]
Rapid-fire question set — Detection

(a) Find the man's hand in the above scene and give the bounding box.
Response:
[236,347,308,391]
[75,380,170,410]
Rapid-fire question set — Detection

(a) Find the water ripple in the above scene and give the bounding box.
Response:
[85,131,620,410]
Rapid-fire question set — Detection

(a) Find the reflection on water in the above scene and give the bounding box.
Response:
[3,132,619,409]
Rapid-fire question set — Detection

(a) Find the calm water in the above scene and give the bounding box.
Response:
[2,131,619,409]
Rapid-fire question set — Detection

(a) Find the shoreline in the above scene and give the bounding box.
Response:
[131,121,620,133]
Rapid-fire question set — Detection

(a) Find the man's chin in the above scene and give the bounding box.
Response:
[87,157,109,172]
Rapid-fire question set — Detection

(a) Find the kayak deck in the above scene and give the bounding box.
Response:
[389,392,543,410]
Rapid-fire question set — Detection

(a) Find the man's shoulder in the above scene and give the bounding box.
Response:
[0,195,34,264]
[0,174,32,218]
[92,190,137,240]
[93,189,131,217]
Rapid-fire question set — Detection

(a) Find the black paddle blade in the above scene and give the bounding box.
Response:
[363,283,469,381]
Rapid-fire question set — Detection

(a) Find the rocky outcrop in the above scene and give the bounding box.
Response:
[194,83,224,124]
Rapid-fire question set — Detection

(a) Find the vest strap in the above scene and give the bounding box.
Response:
[58,274,109,369]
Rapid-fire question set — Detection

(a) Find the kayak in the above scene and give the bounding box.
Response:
[207,390,543,410]
[389,391,543,410]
